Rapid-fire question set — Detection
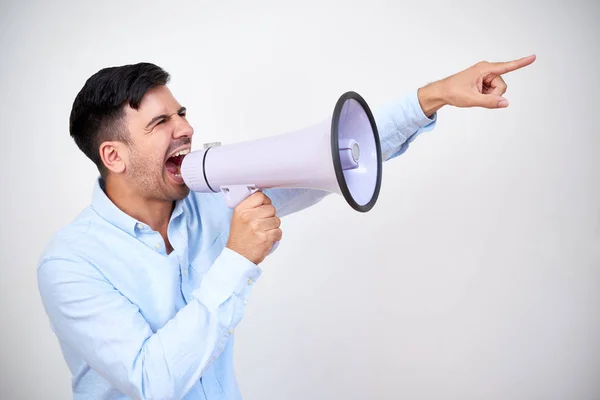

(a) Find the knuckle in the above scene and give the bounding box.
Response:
[239,211,251,224]
[233,204,244,214]
[233,210,244,221]
[250,219,262,232]
[260,232,270,245]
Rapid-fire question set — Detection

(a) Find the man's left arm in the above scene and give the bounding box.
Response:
[267,54,537,217]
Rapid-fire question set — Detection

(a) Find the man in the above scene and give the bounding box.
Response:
[38,54,535,400]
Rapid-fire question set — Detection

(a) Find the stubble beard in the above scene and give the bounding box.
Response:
[128,147,190,202]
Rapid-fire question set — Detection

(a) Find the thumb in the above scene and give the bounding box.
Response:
[471,93,509,109]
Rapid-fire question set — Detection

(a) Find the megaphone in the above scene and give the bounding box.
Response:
[181,91,382,213]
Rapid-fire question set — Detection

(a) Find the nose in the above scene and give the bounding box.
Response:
[173,115,194,139]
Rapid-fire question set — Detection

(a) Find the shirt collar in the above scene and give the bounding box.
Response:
[91,177,140,236]
[91,177,186,236]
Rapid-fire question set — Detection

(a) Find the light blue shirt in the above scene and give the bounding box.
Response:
[37,90,436,400]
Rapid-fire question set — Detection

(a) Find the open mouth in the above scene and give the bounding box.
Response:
[165,149,190,181]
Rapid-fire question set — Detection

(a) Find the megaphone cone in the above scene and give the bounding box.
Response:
[181,91,382,212]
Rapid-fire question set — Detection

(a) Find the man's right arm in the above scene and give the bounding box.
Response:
[37,246,260,400]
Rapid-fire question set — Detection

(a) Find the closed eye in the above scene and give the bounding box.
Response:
[145,106,187,130]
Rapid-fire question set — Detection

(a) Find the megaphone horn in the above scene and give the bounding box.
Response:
[181,91,382,212]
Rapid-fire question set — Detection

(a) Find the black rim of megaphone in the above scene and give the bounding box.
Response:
[331,91,382,213]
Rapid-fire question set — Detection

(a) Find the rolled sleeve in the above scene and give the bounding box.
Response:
[374,89,438,161]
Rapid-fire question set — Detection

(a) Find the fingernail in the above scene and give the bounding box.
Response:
[498,98,509,107]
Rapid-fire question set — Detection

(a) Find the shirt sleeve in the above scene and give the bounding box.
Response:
[263,187,330,218]
[374,88,438,161]
[37,247,260,400]
[263,89,438,216]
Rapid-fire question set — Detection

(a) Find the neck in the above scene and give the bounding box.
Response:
[103,175,173,234]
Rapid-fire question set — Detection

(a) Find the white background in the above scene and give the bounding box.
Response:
[1,0,599,398]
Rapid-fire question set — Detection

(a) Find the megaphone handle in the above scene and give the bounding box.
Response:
[221,185,281,255]
[221,185,260,209]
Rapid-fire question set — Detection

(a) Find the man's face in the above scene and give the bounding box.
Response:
[121,85,194,201]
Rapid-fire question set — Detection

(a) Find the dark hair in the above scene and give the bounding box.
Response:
[69,62,170,177]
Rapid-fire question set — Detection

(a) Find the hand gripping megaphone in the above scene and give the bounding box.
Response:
[181,91,382,214]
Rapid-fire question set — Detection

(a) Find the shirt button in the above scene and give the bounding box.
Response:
[229,329,234,335]
[247,278,253,285]
[182,269,188,277]
[155,243,160,250]
[136,223,144,229]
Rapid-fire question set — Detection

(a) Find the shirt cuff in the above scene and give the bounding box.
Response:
[191,247,262,312]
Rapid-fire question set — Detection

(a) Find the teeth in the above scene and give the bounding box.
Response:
[172,149,190,157]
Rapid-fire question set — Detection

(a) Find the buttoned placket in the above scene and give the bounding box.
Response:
[131,220,188,312]
[166,209,193,305]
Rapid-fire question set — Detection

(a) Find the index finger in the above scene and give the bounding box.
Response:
[238,191,271,209]
[487,54,536,75]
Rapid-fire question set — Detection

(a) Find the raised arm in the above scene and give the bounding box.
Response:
[265,54,536,217]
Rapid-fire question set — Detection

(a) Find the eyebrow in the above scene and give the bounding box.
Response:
[145,106,187,129]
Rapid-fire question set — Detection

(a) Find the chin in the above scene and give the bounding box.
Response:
[172,186,190,201]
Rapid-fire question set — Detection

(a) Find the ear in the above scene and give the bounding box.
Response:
[99,141,127,174]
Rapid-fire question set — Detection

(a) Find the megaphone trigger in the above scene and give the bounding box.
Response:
[220,184,260,209]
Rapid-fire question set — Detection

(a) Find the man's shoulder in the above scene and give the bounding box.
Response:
[37,191,230,269]
[37,206,100,269]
